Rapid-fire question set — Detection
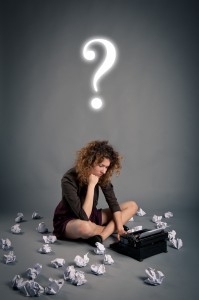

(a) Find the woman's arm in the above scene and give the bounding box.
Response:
[101,182,126,239]
[101,182,121,213]
[113,211,126,240]
[82,174,99,218]
[61,174,89,220]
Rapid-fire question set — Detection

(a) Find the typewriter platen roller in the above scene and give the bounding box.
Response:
[110,228,168,261]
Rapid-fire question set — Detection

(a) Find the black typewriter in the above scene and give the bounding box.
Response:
[110,228,168,261]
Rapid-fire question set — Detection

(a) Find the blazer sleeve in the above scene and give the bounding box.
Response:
[101,182,121,213]
[61,175,89,221]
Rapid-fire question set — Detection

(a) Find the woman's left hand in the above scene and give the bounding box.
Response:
[117,227,127,241]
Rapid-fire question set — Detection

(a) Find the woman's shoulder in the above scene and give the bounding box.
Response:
[62,167,77,181]
[100,181,113,190]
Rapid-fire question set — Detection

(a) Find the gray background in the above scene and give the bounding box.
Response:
[1,0,199,216]
[1,1,198,300]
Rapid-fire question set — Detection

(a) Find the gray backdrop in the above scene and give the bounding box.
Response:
[1,0,199,215]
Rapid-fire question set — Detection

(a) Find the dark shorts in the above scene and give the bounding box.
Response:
[53,201,102,239]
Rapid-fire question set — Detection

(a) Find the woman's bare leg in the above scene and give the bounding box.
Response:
[64,200,138,241]
[100,200,138,241]
[64,219,105,239]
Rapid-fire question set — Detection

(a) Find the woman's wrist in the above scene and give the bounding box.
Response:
[88,182,96,189]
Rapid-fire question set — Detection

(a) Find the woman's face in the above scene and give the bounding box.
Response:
[90,158,110,178]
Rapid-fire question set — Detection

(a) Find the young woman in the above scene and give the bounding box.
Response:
[53,140,138,246]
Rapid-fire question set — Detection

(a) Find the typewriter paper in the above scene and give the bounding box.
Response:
[74,253,89,267]
[64,265,87,286]
[45,278,64,295]
[43,235,57,244]
[127,225,143,233]
[36,222,48,233]
[168,230,176,241]
[11,224,21,234]
[51,258,65,268]
[0,238,11,250]
[91,264,106,275]
[32,212,42,219]
[26,263,42,279]
[164,211,173,218]
[104,254,114,265]
[12,275,44,296]
[12,275,24,290]
[170,238,183,249]
[145,267,165,285]
[38,244,52,254]
[156,221,168,229]
[15,213,24,223]
[19,280,44,296]
[4,251,16,264]
[136,208,146,216]
[152,215,162,223]
[94,242,106,254]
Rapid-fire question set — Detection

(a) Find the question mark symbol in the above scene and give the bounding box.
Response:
[82,37,118,110]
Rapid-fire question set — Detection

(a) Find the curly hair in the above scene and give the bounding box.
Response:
[75,140,122,186]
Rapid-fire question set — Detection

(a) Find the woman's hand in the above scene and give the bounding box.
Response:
[83,174,99,218]
[117,227,127,241]
[88,174,99,186]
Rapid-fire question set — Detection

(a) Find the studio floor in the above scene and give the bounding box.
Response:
[0,209,198,300]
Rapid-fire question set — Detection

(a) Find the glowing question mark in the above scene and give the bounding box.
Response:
[82,37,118,110]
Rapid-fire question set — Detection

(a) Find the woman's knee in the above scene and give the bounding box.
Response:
[77,221,93,238]
[127,200,138,214]
[120,200,138,218]
[65,219,93,239]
